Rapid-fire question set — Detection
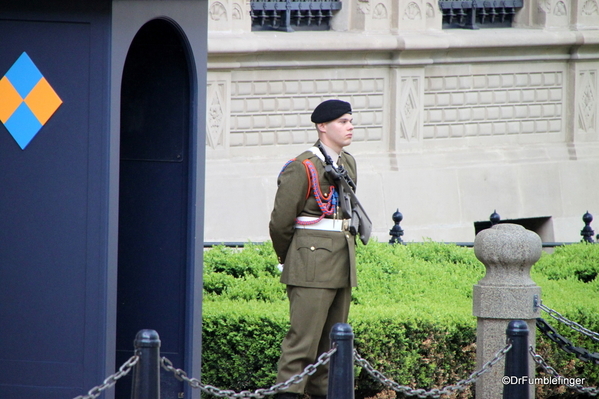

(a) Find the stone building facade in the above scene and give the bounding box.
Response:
[204,0,599,244]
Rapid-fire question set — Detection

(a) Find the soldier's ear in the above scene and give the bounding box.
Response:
[316,122,327,134]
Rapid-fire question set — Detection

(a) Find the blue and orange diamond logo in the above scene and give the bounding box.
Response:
[0,52,62,149]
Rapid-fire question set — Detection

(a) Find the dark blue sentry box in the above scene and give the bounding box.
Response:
[0,2,207,399]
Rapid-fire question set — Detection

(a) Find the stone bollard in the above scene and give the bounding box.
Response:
[473,224,542,399]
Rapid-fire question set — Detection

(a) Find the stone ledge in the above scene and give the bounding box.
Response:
[208,29,599,55]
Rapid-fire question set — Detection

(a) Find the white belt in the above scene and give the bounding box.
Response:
[295,216,350,232]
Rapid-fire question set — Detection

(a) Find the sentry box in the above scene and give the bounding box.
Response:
[0,2,208,399]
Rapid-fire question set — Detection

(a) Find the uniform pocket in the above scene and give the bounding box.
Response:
[296,235,333,282]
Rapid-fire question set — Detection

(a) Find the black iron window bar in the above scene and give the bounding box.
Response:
[251,0,342,32]
[439,0,523,29]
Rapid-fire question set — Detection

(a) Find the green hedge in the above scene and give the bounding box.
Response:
[201,241,599,399]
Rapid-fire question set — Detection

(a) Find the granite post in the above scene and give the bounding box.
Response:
[473,224,542,399]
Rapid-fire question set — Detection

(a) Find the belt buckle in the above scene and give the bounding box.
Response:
[342,219,349,231]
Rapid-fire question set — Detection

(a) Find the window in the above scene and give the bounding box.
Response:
[439,0,523,29]
[251,0,342,31]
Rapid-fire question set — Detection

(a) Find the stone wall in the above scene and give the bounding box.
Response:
[204,0,599,244]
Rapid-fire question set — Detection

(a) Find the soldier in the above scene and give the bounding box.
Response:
[269,99,359,399]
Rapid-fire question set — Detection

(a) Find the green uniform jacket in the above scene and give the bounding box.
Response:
[269,143,358,288]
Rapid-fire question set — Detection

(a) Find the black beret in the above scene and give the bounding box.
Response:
[311,99,352,123]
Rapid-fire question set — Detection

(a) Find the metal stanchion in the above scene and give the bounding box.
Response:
[131,329,161,399]
[327,323,355,399]
[503,320,530,399]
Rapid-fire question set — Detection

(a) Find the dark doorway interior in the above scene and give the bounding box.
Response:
[116,18,192,399]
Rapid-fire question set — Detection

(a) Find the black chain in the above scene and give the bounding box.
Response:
[539,302,599,342]
[536,318,599,364]
[354,344,511,398]
[530,346,599,396]
[161,347,337,398]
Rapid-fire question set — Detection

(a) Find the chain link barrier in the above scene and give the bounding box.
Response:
[354,343,512,398]
[530,346,599,396]
[75,306,599,399]
[75,342,510,399]
[536,318,599,364]
[73,354,139,399]
[539,302,599,342]
[161,346,336,398]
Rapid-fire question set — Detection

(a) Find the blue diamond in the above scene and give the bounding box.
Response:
[4,102,43,149]
[4,52,43,99]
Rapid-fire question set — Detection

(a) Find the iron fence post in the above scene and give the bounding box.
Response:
[389,209,404,244]
[131,329,161,399]
[490,210,500,225]
[581,211,595,243]
[503,320,530,399]
[327,323,355,399]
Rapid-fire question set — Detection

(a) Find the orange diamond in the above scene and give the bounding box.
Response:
[24,76,62,125]
[0,76,23,124]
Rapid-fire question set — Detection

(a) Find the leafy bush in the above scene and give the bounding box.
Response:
[201,241,599,399]
[533,242,599,283]
[530,251,599,399]
[203,244,285,302]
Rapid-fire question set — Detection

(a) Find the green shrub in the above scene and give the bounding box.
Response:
[533,242,599,283]
[203,244,286,302]
[202,301,288,391]
[203,243,280,278]
[201,241,599,399]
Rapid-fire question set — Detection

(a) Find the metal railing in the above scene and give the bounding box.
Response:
[439,0,523,29]
[204,210,598,248]
[250,0,341,32]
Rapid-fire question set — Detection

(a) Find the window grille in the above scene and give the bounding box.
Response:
[250,0,342,32]
[439,0,523,29]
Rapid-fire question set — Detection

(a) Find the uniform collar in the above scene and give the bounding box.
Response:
[310,141,342,167]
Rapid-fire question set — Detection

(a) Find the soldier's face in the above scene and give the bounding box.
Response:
[318,114,354,153]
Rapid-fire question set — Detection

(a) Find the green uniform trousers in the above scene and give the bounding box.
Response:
[276,285,352,396]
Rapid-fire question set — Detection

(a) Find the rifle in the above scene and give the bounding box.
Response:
[321,155,372,245]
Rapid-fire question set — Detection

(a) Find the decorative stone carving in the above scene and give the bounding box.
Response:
[582,0,599,14]
[554,0,568,15]
[538,0,551,13]
[403,2,422,19]
[358,2,371,14]
[208,0,252,32]
[207,81,227,149]
[373,3,388,19]
[578,70,597,134]
[209,1,228,21]
[399,77,420,141]
[232,3,243,19]
[426,2,435,18]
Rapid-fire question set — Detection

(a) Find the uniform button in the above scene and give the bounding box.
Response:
[310,246,315,251]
